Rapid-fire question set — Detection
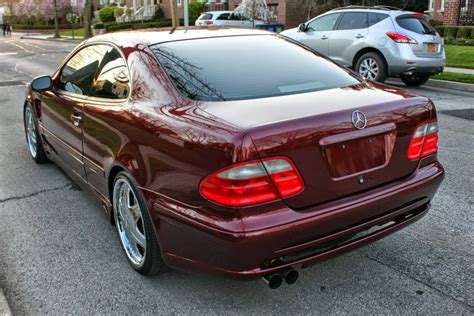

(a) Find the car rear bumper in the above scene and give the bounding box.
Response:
[382,44,445,76]
[147,161,444,279]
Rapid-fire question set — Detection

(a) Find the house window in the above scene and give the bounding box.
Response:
[268,3,278,17]
[177,0,182,6]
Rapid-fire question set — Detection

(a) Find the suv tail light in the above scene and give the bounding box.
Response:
[199,157,304,207]
[407,121,439,160]
[204,21,213,25]
[386,32,418,44]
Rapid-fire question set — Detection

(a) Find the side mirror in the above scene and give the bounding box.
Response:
[31,75,53,92]
[298,23,306,32]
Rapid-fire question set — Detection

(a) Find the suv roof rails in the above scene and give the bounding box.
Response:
[331,5,402,11]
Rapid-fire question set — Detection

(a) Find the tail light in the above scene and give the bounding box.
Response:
[204,21,213,25]
[199,157,304,207]
[386,32,418,44]
[407,121,439,160]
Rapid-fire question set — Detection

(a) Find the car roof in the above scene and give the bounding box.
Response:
[202,11,233,15]
[84,28,272,47]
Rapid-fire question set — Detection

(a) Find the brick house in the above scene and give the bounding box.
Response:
[428,0,473,25]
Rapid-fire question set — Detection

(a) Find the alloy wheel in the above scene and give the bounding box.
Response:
[25,107,38,158]
[113,178,147,267]
[358,57,379,80]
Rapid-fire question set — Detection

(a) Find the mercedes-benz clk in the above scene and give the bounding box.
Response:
[24,29,444,289]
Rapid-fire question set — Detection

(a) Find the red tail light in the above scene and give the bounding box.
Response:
[199,157,304,207]
[386,32,418,44]
[204,21,213,25]
[407,121,439,160]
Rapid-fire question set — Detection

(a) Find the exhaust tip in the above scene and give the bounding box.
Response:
[283,268,299,285]
[262,273,283,290]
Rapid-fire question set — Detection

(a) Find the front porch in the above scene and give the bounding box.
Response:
[116,0,158,23]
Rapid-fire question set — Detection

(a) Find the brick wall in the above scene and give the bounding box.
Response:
[444,0,460,25]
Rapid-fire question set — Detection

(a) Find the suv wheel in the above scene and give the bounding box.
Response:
[401,74,430,87]
[356,52,387,83]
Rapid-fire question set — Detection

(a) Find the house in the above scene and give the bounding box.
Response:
[428,0,473,25]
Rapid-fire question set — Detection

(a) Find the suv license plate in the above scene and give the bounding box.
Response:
[426,43,436,52]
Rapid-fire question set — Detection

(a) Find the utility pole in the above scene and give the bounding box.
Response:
[183,0,189,30]
[53,0,60,38]
[170,0,179,28]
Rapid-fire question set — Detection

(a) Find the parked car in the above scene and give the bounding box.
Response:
[281,6,445,87]
[24,29,444,289]
[195,11,264,28]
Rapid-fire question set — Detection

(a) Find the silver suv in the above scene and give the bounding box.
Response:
[281,6,445,87]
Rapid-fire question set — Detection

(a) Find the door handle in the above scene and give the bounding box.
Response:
[71,113,82,127]
[321,35,329,40]
[355,34,365,39]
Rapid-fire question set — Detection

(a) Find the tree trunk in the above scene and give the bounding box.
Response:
[53,0,60,38]
[170,0,179,28]
[84,0,93,38]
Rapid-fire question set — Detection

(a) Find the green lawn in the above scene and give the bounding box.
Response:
[59,28,85,38]
[433,71,474,84]
[445,45,474,69]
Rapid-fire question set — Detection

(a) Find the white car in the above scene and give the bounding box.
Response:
[195,11,264,28]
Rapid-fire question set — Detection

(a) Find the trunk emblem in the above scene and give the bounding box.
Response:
[352,110,367,130]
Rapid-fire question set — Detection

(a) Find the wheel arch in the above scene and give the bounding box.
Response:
[352,47,388,70]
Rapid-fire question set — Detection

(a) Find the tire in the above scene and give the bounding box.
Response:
[355,52,388,83]
[24,103,48,163]
[112,171,165,275]
[401,74,430,87]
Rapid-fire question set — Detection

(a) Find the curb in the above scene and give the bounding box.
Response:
[388,78,474,93]
[0,289,12,316]
[20,36,82,43]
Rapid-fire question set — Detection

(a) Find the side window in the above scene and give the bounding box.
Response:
[217,13,230,20]
[58,45,108,96]
[368,13,389,27]
[337,12,368,30]
[92,47,129,99]
[307,13,341,32]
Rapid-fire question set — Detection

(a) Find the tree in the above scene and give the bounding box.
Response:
[170,0,179,28]
[83,0,93,38]
[234,0,273,24]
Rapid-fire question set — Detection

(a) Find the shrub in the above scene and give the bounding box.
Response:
[457,27,471,39]
[435,25,445,37]
[99,6,117,23]
[189,1,207,25]
[114,8,124,18]
[93,23,105,29]
[445,26,459,38]
[471,27,474,39]
[153,5,165,20]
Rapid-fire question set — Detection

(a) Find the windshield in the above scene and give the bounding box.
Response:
[150,35,359,101]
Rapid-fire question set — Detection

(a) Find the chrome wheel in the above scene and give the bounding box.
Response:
[113,178,146,267]
[358,57,379,80]
[25,107,38,158]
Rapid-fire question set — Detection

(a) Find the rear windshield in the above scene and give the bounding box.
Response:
[199,13,213,20]
[397,17,436,35]
[150,35,359,101]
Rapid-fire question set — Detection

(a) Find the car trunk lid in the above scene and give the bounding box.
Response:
[200,82,433,210]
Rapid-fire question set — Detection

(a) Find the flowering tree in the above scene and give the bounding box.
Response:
[234,0,273,24]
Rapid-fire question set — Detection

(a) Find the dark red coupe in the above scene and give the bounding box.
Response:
[24,29,444,289]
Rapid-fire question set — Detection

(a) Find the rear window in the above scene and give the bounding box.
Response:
[150,35,359,101]
[337,12,368,30]
[397,17,436,34]
[199,13,213,20]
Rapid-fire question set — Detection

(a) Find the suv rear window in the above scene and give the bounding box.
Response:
[150,35,359,101]
[199,13,213,20]
[397,17,436,34]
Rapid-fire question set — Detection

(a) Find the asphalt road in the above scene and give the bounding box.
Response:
[0,34,473,315]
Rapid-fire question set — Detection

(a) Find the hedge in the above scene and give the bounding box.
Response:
[105,19,184,32]
[12,24,73,30]
[434,25,474,39]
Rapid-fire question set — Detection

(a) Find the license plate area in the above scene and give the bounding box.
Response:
[426,43,437,52]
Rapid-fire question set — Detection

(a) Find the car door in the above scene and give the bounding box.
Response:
[328,12,369,66]
[216,13,231,27]
[82,46,131,198]
[40,45,107,180]
[298,13,341,55]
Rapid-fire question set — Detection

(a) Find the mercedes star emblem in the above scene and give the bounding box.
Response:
[351,110,367,130]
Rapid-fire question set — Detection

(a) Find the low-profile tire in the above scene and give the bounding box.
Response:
[401,74,430,87]
[24,103,48,163]
[112,171,165,275]
[355,52,388,83]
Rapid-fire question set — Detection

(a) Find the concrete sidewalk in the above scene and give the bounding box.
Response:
[445,67,474,75]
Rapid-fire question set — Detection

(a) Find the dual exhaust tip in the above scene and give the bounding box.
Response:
[262,267,299,289]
